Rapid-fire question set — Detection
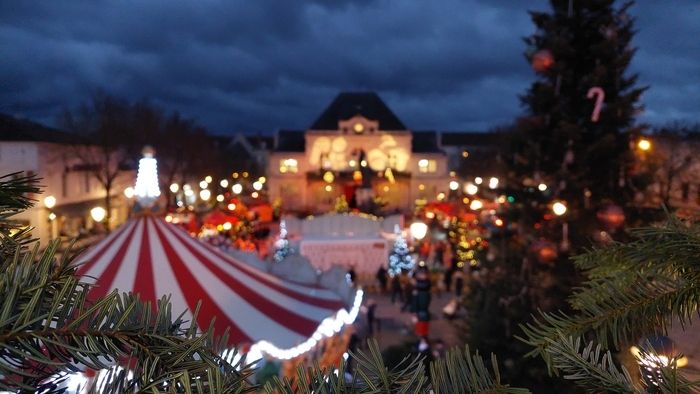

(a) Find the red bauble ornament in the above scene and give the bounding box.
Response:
[597,204,625,230]
[531,239,558,264]
[531,49,554,72]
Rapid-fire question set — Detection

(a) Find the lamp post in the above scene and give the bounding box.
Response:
[43,195,57,241]
[552,201,569,252]
[90,206,107,230]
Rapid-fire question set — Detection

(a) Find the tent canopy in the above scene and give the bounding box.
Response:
[76,215,357,357]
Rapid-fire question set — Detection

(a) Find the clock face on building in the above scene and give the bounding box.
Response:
[353,123,364,134]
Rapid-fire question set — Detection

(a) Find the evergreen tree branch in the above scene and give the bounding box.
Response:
[541,334,637,393]
[430,346,531,394]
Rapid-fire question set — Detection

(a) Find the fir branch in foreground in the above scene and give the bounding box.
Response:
[0,172,42,259]
[519,220,700,360]
[430,346,531,394]
[0,240,254,393]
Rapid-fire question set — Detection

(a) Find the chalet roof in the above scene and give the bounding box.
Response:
[310,92,406,131]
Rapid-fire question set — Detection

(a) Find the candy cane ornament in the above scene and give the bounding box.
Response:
[587,87,605,122]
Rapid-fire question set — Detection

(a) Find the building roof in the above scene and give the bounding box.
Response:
[275,129,305,152]
[310,92,407,131]
[440,131,504,147]
[412,131,443,153]
[0,113,81,143]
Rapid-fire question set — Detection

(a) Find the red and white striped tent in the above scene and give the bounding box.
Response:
[76,215,361,359]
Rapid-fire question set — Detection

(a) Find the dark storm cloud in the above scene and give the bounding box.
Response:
[1,1,698,134]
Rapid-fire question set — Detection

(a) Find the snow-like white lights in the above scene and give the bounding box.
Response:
[348,159,357,167]
[465,183,478,195]
[184,189,194,197]
[418,159,429,169]
[470,199,483,210]
[249,290,363,360]
[360,160,368,167]
[410,221,428,241]
[232,183,243,194]
[134,148,161,206]
[437,192,446,201]
[488,177,499,189]
[199,189,211,201]
[222,222,232,231]
[90,206,107,222]
[48,212,57,221]
[253,181,263,191]
[324,185,332,192]
[552,201,567,216]
[123,187,135,199]
[43,195,57,209]
[538,183,548,191]
[449,180,459,191]
[474,176,483,185]
[199,181,208,189]
[258,177,266,184]
[169,183,179,193]
[252,191,259,198]
[227,203,236,211]
[220,179,229,188]
[165,215,173,222]
[216,194,224,202]
[205,175,213,183]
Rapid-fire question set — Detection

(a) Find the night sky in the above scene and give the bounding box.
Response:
[1,1,698,135]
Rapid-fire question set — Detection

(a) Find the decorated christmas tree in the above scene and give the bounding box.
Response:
[273,219,293,263]
[388,224,414,277]
[465,1,647,391]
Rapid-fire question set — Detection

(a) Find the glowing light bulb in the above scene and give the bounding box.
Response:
[232,183,243,194]
[169,183,179,193]
[200,189,211,201]
[449,180,459,191]
[220,179,229,188]
[123,187,135,199]
[470,199,483,210]
[552,201,567,216]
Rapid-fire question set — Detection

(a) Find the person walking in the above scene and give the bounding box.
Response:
[390,274,403,304]
[376,266,388,294]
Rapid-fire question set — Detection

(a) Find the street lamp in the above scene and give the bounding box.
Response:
[44,195,56,210]
[123,186,135,199]
[637,137,652,151]
[43,196,57,241]
[90,206,106,223]
[552,201,569,251]
[410,221,428,241]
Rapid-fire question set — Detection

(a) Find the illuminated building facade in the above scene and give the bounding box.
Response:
[267,92,449,213]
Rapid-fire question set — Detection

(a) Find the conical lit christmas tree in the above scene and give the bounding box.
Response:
[134,146,161,209]
[388,224,414,277]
